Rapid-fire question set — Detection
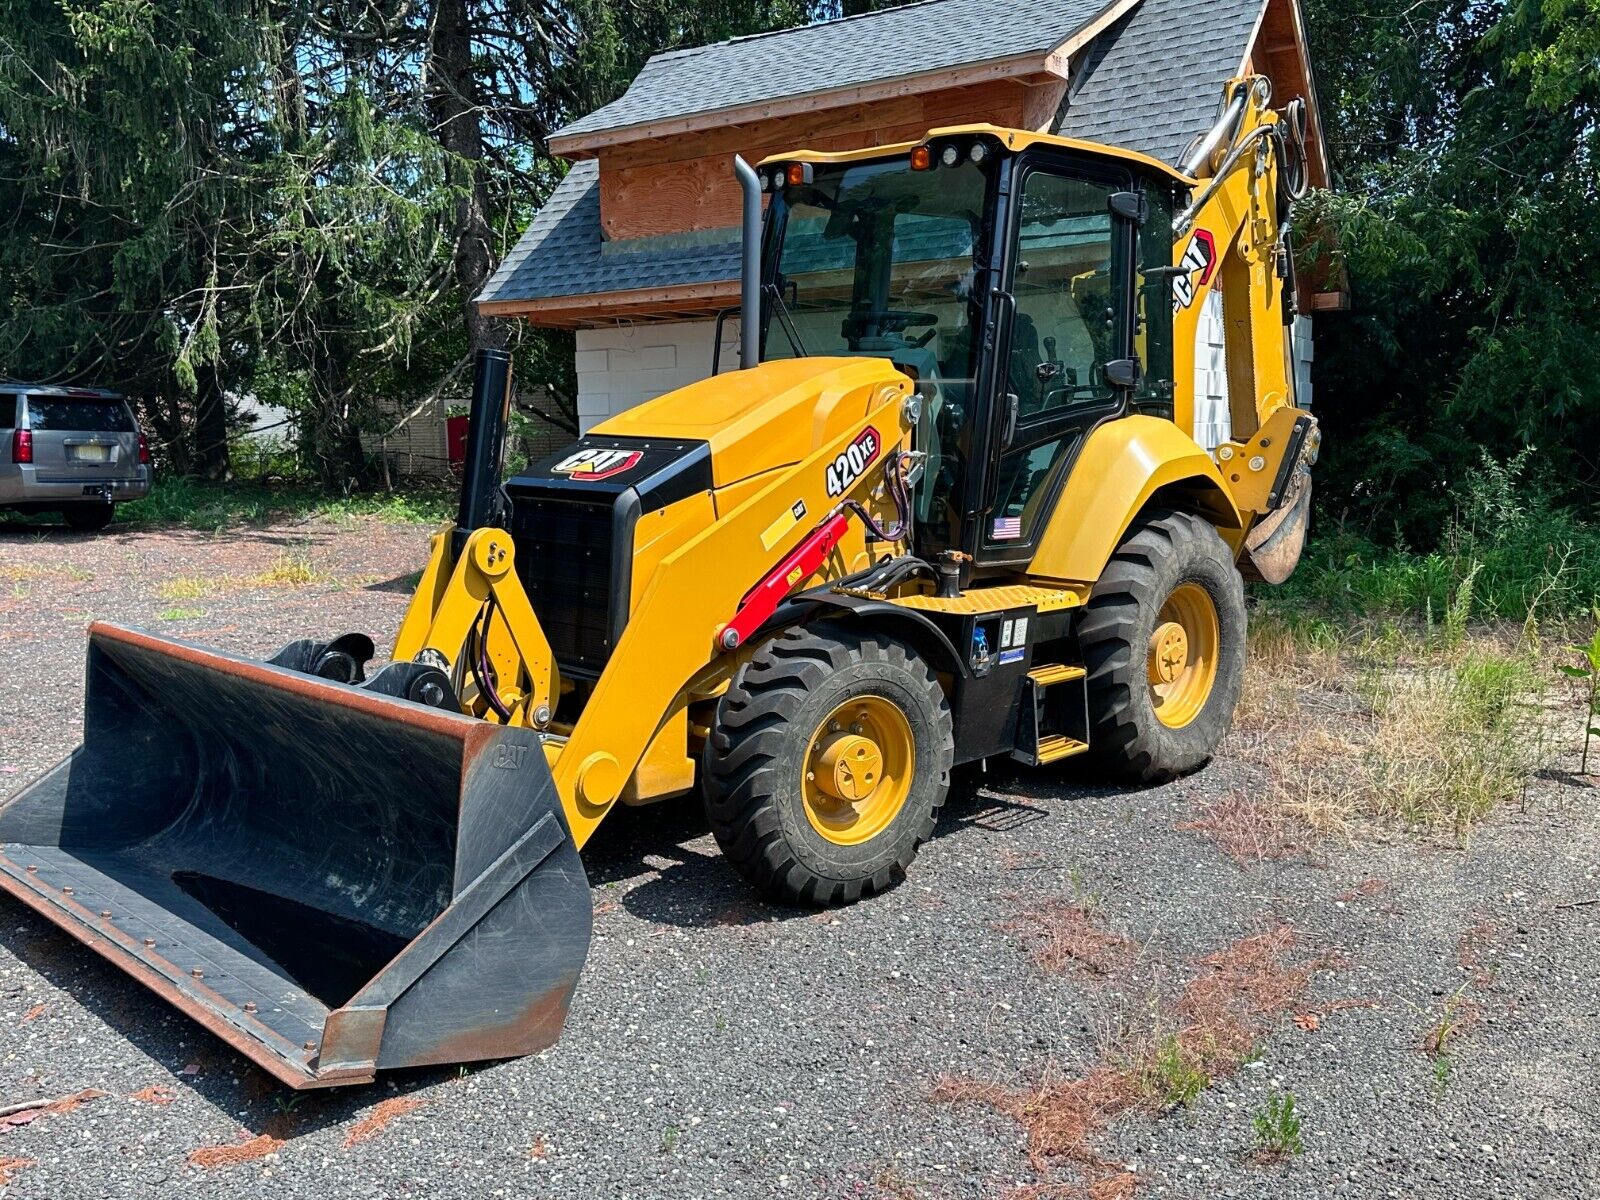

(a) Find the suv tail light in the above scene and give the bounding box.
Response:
[137,432,150,464]
[11,429,31,464]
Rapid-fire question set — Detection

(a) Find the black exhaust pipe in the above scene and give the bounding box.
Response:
[733,155,762,371]
[453,347,513,559]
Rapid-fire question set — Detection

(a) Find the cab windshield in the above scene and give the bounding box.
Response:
[764,153,993,533]
[764,155,990,388]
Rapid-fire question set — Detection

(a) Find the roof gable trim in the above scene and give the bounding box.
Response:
[550,0,1138,159]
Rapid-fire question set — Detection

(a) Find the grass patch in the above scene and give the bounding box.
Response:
[114,477,452,531]
[1250,1091,1305,1160]
[251,553,325,587]
[154,552,329,599]
[936,926,1322,1194]
[1177,795,1297,865]
[158,576,216,601]
[1281,452,1600,623]
[1421,986,1481,1097]
[1140,1034,1208,1110]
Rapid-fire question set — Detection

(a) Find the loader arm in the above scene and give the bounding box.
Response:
[393,526,558,728]
[553,379,915,846]
[383,369,916,850]
[1171,76,1301,448]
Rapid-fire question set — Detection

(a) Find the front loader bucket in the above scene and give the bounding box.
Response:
[0,623,591,1089]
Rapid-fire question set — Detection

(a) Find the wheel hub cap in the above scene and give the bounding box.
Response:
[1148,583,1221,730]
[813,734,884,802]
[801,697,916,847]
[1148,621,1190,685]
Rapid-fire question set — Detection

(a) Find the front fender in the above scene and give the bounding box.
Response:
[1029,416,1242,585]
[775,591,969,681]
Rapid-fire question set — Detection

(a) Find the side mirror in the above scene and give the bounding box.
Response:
[1104,358,1143,390]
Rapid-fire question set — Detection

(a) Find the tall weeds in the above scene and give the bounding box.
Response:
[1241,572,1551,841]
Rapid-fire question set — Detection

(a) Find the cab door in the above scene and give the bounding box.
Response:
[975,156,1140,566]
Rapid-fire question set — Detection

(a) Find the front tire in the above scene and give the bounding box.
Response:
[1078,509,1246,784]
[702,624,954,906]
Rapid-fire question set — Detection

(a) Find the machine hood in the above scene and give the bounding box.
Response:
[592,357,910,489]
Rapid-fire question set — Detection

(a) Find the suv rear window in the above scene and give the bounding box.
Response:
[24,399,135,432]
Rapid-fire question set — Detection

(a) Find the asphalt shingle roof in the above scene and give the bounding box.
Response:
[481,0,1269,311]
[557,0,1120,143]
[1057,0,1262,164]
[478,161,741,309]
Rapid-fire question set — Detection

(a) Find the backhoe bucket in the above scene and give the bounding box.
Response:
[0,623,591,1089]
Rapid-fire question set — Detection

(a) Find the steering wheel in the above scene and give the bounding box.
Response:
[850,310,937,335]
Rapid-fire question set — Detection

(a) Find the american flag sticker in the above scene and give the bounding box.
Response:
[992,515,1023,540]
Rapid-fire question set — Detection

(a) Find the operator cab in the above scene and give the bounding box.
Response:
[757,128,1183,571]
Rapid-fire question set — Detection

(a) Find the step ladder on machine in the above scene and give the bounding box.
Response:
[1013,663,1091,766]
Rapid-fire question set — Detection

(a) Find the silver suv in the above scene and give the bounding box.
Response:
[1,383,152,530]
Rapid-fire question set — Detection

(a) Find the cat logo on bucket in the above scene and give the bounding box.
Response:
[551,447,644,482]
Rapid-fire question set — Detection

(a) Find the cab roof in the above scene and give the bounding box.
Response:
[761,124,1198,186]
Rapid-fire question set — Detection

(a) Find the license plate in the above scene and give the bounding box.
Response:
[71,444,109,463]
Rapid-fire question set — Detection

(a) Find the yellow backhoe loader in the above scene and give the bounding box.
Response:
[0,77,1319,1088]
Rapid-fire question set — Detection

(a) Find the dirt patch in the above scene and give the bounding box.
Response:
[341,1095,425,1149]
[1000,900,1139,978]
[1334,878,1389,903]
[1177,795,1298,865]
[41,1088,110,1117]
[1457,920,1501,988]
[933,1066,1139,1183]
[938,925,1323,1196]
[1170,927,1316,1069]
[0,1158,35,1186]
[186,1113,294,1169]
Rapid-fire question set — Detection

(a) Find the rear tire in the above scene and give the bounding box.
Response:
[702,624,953,906]
[63,503,114,531]
[1077,509,1246,784]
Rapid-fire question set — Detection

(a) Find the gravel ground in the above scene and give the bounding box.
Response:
[0,516,1596,1199]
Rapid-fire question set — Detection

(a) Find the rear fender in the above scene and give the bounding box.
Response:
[1029,416,1243,585]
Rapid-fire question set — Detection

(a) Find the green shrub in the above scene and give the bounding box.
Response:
[1284,452,1600,621]
[118,477,451,531]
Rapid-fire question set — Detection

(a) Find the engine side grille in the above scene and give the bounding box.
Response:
[508,494,620,677]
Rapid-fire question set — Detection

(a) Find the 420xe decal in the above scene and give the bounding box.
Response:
[825,427,882,497]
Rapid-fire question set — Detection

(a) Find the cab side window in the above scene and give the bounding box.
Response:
[982,163,1129,558]
[1010,173,1118,422]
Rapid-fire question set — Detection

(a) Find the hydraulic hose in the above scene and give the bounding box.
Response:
[838,450,915,544]
[469,599,513,722]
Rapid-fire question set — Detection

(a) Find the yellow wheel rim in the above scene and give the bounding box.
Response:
[802,695,916,846]
[1148,582,1219,729]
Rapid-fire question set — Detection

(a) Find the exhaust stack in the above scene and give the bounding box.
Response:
[734,155,762,371]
